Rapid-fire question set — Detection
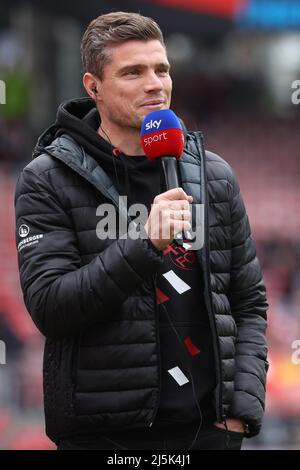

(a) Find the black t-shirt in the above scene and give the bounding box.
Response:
[155,239,216,428]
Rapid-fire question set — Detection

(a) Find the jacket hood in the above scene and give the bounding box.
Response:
[33,97,187,160]
[32,97,167,203]
[33,98,113,164]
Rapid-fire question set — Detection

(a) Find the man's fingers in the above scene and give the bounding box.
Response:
[171,209,191,221]
[173,219,191,234]
[154,188,193,203]
[168,201,190,210]
[146,189,193,251]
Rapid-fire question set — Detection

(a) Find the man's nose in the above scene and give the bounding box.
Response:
[143,70,164,92]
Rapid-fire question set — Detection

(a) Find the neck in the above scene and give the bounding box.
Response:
[98,121,144,156]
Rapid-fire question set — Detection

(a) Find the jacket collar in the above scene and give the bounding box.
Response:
[35,130,204,218]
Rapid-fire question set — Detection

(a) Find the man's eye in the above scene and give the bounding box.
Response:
[157,69,169,76]
[126,70,139,76]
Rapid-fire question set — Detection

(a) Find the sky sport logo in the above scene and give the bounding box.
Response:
[95,197,204,251]
[143,132,168,146]
[145,119,162,131]
[0,80,5,104]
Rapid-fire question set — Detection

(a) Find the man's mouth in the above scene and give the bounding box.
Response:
[140,100,165,107]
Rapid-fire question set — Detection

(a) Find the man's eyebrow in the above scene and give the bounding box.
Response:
[117,62,170,74]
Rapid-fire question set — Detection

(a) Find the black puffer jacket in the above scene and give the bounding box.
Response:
[15,104,268,444]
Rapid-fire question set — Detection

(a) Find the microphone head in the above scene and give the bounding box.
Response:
[140,109,184,161]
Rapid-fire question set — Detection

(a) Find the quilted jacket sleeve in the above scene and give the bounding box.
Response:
[15,167,163,340]
[226,168,269,437]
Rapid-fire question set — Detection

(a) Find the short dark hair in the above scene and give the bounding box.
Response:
[80,11,165,79]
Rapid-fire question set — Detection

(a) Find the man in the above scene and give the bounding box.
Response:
[15,12,268,450]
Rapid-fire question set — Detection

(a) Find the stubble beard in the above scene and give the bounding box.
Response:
[107,109,143,132]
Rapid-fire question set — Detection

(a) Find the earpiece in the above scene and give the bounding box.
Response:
[91,86,98,94]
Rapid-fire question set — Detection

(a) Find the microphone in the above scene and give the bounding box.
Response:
[140,109,190,245]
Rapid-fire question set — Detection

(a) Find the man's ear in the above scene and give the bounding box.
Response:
[82,73,101,99]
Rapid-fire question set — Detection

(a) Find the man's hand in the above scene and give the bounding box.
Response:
[144,188,193,251]
[213,418,245,434]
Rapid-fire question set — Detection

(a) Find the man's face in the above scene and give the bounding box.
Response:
[98,39,172,130]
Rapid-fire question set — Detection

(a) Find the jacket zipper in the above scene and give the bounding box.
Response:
[194,132,224,423]
[149,272,161,427]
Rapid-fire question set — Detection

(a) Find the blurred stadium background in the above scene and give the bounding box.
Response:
[0,0,300,450]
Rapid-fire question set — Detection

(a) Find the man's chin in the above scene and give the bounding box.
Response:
[131,105,170,128]
[138,105,169,123]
